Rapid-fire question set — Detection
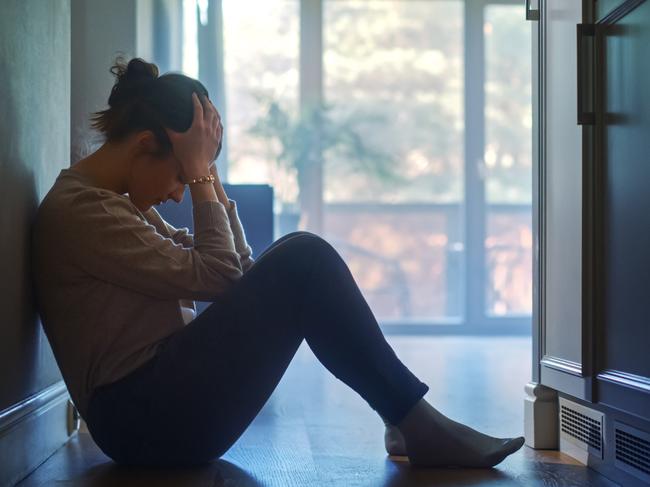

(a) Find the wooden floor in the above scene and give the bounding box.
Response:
[18,336,618,486]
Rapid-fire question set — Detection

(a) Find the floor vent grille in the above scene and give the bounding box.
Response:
[559,398,603,459]
[615,422,650,484]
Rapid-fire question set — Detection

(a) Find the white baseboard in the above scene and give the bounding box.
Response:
[524,381,559,449]
[560,436,589,465]
[0,382,72,487]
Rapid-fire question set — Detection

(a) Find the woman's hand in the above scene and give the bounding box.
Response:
[166,92,223,181]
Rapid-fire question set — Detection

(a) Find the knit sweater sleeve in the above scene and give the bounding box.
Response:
[68,193,243,301]
[225,198,255,273]
[158,198,255,273]
[162,222,194,249]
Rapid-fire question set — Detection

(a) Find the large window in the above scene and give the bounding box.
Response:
[484,4,533,318]
[323,1,464,322]
[185,0,532,333]
[222,0,299,198]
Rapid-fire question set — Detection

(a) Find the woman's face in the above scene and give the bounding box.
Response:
[128,150,186,213]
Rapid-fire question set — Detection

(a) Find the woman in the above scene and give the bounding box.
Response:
[31,57,524,468]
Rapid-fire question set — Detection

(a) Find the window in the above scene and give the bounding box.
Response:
[222,0,299,200]
[323,1,464,322]
[185,0,532,332]
[484,4,533,317]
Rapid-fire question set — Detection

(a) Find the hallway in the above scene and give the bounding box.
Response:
[18,336,616,486]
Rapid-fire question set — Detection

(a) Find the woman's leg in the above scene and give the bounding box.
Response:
[103,231,429,466]
[183,231,523,469]
[254,231,409,456]
[87,231,523,468]
[253,230,314,261]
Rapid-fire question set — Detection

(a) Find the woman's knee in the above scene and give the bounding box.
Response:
[282,230,314,239]
[256,231,315,261]
[256,232,337,273]
[274,231,322,249]
[276,231,335,257]
[271,231,312,247]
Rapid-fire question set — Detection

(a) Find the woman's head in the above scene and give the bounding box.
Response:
[92,56,209,156]
[89,56,211,211]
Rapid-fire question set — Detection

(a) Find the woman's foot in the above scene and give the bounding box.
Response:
[384,424,407,456]
[396,399,525,468]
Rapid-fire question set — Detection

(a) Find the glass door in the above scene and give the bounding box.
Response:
[200,0,534,333]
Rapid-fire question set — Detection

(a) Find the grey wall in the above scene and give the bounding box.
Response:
[0,2,147,482]
[70,0,138,162]
[0,0,71,413]
[0,0,144,418]
[0,2,72,484]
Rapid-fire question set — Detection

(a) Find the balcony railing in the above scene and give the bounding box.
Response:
[276,201,532,329]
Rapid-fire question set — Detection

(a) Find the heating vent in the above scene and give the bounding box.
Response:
[615,421,650,484]
[559,397,604,458]
[561,405,602,450]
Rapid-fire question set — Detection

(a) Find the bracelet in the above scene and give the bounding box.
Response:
[186,174,216,185]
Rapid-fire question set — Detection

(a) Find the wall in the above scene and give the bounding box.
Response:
[70,0,138,162]
[0,1,72,485]
[0,2,184,483]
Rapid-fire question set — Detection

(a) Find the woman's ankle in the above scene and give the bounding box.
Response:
[395,398,432,437]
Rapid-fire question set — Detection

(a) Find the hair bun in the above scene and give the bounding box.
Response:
[124,58,159,82]
[107,56,159,107]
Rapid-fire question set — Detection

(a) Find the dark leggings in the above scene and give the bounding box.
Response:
[86,231,429,466]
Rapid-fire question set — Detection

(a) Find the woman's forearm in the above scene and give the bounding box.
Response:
[189,179,219,207]
[209,163,232,211]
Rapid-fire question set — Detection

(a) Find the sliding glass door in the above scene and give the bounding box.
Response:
[193,0,532,332]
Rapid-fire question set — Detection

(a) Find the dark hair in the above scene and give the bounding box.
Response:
[90,56,209,156]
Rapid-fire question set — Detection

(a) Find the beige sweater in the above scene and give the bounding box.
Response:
[31,168,255,419]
